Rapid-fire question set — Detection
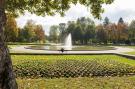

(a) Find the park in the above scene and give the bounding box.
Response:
[8,17,135,89]
[1,0,135,89]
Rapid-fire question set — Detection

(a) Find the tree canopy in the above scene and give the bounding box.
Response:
[4,13,18,42]
[6,0,114,18]
[47,17,134,45]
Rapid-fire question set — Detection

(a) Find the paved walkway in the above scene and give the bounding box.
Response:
[10,46,135,54]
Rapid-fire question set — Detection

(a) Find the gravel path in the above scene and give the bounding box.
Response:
[10,46,134,54]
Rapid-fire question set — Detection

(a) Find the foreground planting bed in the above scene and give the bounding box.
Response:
[11,55,135,78]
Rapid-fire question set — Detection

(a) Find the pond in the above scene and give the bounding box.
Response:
[26,45,115,51]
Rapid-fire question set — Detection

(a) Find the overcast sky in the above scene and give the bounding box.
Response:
[16,0,135,35]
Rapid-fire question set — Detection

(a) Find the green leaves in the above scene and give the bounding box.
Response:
[5,0,114,18]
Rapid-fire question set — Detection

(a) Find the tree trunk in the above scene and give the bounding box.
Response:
[0,0,18,89]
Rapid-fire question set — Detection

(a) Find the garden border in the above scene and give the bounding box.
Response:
[10,53,135,60]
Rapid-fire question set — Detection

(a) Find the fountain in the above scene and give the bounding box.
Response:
[64,33,72,50]
[26,33,115,51]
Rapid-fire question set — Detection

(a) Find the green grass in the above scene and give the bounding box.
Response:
[7,42,49,45]
[11,55,135,66]
[17,76,135,89]
[8,45,19,48]
[72,46,115,51]
[127,52,135,55]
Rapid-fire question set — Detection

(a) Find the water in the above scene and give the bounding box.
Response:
[64,33,72,50]
[27,33,73,50]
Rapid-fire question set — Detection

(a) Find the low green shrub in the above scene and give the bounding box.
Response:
[13,59,135,78]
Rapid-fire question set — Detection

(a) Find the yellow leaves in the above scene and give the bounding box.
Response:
[4,13,19,41]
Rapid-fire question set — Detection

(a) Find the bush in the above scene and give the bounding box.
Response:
[13,59,135,78]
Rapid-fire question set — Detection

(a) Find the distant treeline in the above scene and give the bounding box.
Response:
[4,14,45,43]
[48,17,135,45]
[4,13,135,45]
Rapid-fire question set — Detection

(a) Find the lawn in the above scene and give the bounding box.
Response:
[17,76,135,89]
[11,55,135,66]
[8,45,19,49]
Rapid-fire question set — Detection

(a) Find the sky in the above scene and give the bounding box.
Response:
[16,0,135,35]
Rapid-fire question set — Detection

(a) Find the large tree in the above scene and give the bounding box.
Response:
[117,17,128,43]
[34,25,45,43]
[84,24,95,44]
[103,17,110,26]
[74,25,84,44]
[23,20,36,42]
[106,23,118,43]
[0,0,114,88]
[96,24,108,44]
[129,20,135,44]
[4,13,18,42]
[66,22,76,44]
[49,25,59,43]
[59,23,66,43]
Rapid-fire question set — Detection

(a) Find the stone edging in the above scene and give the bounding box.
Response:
[10,52,135,60]
[114,53,135,60]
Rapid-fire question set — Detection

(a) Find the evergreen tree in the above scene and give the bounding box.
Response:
[103,17,110,26]
[118,17,124,24]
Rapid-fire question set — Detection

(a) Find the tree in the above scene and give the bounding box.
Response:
[17,21,45,43]
[4,13,18,42]
[77,17,91,28]
[0,0,114,88]
[96,24,108,44]
[73,25,83,44]
[49,25,59,43]
[34,25,45,43]
[118,17,124,24]
[103,17,111,44]
[59,23,66,43]
[66,22,76,44]
[103,17,110,26]
[117,18,128,43]
[66,21,76,34]
[106,23,118,43]
[128,20,135,44]
[24,20,36,42]
[17,28,25,42]
[76,17,95,44]
[84,24,95,44]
